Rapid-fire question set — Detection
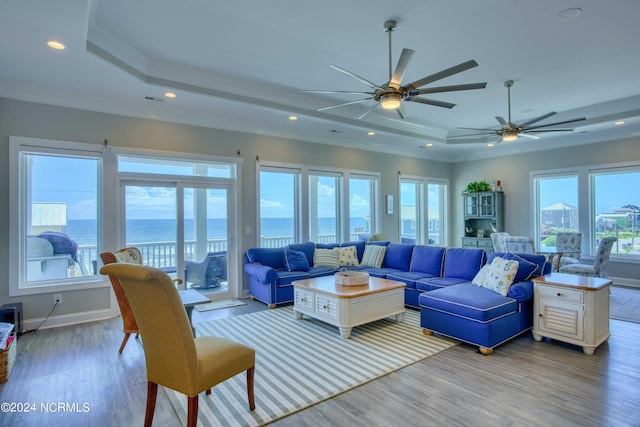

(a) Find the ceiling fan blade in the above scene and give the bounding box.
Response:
[519,133,541,140]
[402,59,479,90]
[405,97,456,109]
[412,82,487,95]
[457,126,499,131]
[525,117,587,130]
[317,97,374,111]
[302,89,375,95]
[328,65,383,90]
[518,112,557,128]
[446,138,494,144]
[357,102,380,120]
[396,105,408,119]
[525,128,577,133]
[389,48,415,89]
[448,131,498,138]
[495,116,508,127]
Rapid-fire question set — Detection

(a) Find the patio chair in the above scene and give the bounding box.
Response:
[184,251,227,289]
[559,237,617,278]
[99,263,255,427]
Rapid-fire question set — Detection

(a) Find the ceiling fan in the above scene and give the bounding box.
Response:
[302,20,487,120]
[448,80,587,144]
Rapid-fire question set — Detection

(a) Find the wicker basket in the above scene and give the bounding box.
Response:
[0,333,17,383]
[335,271,370,286]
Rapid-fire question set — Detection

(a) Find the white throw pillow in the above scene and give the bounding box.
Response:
[336,246,359,266]
[313,248,339,268]
[360,245,386,268]
[472,264,490,286]
[480,256,519,296]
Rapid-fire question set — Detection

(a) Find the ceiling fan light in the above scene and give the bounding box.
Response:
[502,133,518,142]
[381,93,402,110]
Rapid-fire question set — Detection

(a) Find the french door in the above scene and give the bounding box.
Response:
[120,180,236,301]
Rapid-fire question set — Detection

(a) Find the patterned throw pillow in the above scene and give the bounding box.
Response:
[480,256,519,296]
[360,245,386,268]
[336,246,359,266]
[313,248,339,268]
[472,264,490,285]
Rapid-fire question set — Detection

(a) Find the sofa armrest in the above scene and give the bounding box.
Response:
[244,262,277,284]
[508,280,533,302]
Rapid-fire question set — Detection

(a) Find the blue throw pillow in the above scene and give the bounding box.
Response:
[283,249,310,272]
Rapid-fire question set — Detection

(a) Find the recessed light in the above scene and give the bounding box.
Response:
[368,131,375,136]
[556,8,582,24]
[289,115,298,121]
[47,40,66,50]
[614,121,625,125]
[165,92,176,98]
[426,143,433,147]
[487,143,495,147]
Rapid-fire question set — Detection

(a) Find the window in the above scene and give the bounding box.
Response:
[533,162,640,260]
[259,168,300,247]
[309,172,341,243]
[10,137,103,295]
[348,175,377,240]
[534,174,579,250]
[592,167,640,256]
[258,163,379,245]
[399,176,448,245]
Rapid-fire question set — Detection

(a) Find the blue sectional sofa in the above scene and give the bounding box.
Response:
[243,241,487,309]
[419,252,551,355]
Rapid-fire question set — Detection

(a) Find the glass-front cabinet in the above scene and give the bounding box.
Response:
[462,192,504,253]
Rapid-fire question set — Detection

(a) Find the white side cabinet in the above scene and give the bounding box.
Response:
[532,273,611,355]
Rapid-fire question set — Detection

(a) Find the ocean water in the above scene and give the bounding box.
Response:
[64,217,369,245]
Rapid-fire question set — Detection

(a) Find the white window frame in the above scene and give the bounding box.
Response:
[398,174,449,246]
[9,136,106,296]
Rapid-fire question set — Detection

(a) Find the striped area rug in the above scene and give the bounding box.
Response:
[166,306,456,427]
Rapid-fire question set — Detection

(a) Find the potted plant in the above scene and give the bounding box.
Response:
[464,180,491,193]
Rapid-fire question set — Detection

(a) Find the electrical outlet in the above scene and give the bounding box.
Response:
[54,293,63,304]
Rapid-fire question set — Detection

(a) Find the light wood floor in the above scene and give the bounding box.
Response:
[1,297,639,427]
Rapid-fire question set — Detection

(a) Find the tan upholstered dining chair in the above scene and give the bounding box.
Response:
[100,247,144,353]
[99,263,256,427]
[101,247,184,353]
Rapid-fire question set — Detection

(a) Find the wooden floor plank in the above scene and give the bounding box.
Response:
[1,298,638,426]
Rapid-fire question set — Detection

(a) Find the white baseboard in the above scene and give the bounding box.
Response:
[23,308,116,332]
[610,275,640,288]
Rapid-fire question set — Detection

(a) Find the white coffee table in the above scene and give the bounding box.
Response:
[292,275,406,339]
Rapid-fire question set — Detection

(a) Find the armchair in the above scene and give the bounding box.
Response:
[559,237,617,278]
[505,236,535,254]
[490,232,510,252]
[555,232,582,267]
[185,251,227,289]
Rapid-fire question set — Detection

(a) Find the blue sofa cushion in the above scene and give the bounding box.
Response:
[410,245,445,275]
[419,283,517,322]
[383,243,415,270]
[288,242,316,266]
[341,241,366,264]
[275,270,311,285]
[442,248,487,281]
[386,271,437,289]
[283,249,310,272]
[316,242,340,249]
[416,277,470,291]
[488,252,538,283]
[245,247,286,270]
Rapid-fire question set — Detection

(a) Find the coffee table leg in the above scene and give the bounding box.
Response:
[339,327,352,339]
[293,309,303,320]
[395,312,405,323]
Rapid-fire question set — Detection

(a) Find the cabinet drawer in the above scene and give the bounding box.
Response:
[294,289,315,310]
[477,239,493,248]
[537,285,584,304]
[462,237,478,247]
[315,295,338,318]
